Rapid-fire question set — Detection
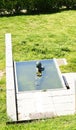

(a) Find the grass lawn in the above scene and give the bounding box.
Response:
[0,10,76,129]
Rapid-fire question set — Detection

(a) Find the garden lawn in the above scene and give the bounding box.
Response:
[0,10,76,130]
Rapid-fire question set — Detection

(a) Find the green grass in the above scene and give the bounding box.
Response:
[0,10,76,71]
[0,10,76,129]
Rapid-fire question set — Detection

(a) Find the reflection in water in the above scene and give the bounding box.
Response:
[15,59,64,91]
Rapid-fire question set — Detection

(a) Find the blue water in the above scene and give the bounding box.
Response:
[15,59,64,92]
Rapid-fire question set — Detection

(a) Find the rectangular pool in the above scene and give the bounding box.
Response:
[15,59,65,92]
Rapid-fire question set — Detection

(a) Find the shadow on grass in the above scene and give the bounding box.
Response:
[0,8,76,17]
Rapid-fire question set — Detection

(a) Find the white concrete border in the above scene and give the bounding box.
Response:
[54,58,66,88]
[5,33,17,121]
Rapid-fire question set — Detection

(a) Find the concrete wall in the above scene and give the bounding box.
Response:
[17,87,75,121]
[5,34,17,121]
